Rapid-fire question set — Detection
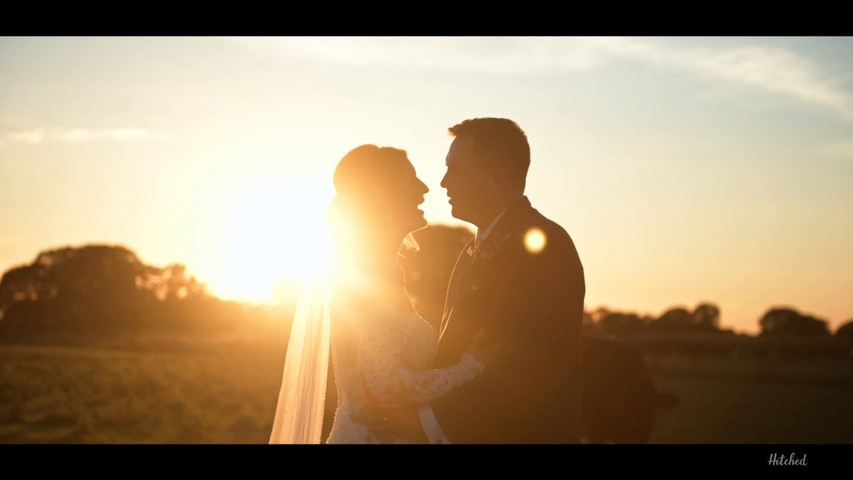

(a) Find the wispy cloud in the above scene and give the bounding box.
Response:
[1,127,168,145]
[229,37,853,121]
[6,128,46,143]
[592,37,853,122]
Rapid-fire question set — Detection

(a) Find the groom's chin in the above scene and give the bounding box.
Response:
[448,206,471,224]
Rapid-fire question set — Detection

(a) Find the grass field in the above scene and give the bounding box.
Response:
[647,354,853,443]
[2,343,851,444]
[0,342,286,444]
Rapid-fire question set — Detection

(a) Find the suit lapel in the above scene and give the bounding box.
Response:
[438,196,535,343]
[439,238,476,340]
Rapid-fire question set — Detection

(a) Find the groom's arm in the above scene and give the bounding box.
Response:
[430,227,585,443]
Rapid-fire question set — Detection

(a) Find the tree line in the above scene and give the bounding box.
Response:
[0,245,288,345]
[1,226,851,345]
[583,304,849,338]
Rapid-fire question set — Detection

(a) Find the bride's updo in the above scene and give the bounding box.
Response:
[332,144,411,208]
[326,144,418,269]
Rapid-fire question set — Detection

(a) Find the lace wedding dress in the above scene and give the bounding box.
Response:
[325,301,484,444]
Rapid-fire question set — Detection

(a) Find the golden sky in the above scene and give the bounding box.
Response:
[2,37,852,333]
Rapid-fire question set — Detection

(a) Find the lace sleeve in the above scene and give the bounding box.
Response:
[355,305,485,406]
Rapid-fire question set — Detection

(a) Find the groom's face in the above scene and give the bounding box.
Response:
[441,136,494,227]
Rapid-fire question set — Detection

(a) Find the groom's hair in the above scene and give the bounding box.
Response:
[448,117,530,192]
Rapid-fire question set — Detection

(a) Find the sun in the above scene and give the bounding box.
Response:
[206,180,334,305]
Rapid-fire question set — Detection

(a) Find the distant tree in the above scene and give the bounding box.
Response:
[759,307,831,337]
[693,302,721,332]
[403,224,474,329]
[599,312,646,336]
[592,307,610,324]
[649,307,694,333]
[582,309,599,335]
[0,244,237,342]
[834,319,853,338]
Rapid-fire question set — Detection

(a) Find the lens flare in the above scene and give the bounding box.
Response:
[524,228,547,254]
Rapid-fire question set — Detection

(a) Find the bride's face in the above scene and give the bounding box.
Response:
[385,159,429,236]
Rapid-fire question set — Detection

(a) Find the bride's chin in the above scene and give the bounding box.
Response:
[409,217,427,231]
[389,209,427,239]
[404,217,428,235]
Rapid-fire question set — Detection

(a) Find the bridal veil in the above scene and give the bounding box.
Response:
[269,273,334,444]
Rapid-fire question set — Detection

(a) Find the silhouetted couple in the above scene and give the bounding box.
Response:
[270,117,585,444]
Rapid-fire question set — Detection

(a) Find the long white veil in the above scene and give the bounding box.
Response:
[269,272,334,444]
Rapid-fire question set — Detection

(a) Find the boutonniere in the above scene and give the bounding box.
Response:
[467,232,513,263]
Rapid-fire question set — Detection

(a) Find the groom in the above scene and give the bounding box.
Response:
[419,117,586,443]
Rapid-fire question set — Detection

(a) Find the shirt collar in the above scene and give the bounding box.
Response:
[477,207,510,242]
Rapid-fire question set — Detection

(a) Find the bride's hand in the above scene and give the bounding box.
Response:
[354,404,428,444]
[467,327,500,365]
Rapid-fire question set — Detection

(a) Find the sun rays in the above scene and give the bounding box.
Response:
[203,180,334,305]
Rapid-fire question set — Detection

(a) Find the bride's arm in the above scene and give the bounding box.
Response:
[355,306,486,406]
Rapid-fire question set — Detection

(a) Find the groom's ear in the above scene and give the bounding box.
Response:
[486,168,510,192]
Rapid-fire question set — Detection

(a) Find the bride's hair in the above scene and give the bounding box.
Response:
[326,144,418,268]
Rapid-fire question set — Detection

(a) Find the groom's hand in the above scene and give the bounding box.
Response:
[468,327,501,365]
[358,375,427,442]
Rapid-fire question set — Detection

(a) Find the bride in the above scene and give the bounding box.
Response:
[269,144,493,444]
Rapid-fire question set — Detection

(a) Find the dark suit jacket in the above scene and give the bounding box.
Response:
[431,197,585,443]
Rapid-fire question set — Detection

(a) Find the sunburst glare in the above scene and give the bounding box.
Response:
[206,180,334,305]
